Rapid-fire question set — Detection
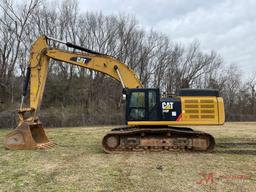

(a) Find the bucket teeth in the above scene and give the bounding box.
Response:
[37,141,56,149]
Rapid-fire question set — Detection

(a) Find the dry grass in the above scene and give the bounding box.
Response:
[0,122,256,192]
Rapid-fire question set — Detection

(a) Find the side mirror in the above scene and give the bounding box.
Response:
[122,94,126,102]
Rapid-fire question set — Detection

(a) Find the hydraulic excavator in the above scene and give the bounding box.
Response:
[4,35,225,153]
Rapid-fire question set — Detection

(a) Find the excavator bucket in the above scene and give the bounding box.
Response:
[4,122,54,150]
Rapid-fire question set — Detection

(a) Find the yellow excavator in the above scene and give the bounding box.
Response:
[4,35,225,152]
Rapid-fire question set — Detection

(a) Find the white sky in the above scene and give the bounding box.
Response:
[78,0,256,79]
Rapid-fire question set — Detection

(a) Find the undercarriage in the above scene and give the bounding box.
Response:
[102,126,215,153]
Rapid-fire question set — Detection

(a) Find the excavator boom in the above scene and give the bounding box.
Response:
[29,36,142,111]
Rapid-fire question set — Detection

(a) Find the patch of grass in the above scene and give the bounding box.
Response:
[0,123,256,192]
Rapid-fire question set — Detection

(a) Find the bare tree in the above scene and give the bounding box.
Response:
[163,41,223,94]
[246,74,256,115]
[221,64,241,118]
[0,0,40,103]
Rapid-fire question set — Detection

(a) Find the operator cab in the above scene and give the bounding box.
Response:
[126,88,161,121]
[125,88,183,122]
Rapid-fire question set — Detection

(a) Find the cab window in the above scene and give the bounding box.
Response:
[129,92,145,108]
[128,92,145,120]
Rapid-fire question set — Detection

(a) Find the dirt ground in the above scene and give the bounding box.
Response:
[0,122,256,192]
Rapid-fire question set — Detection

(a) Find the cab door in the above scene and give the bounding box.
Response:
[127,90,146,121]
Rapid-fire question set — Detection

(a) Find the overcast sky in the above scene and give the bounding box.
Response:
[78,0,255,78]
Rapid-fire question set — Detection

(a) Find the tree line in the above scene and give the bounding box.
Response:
[0,0,255,128]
